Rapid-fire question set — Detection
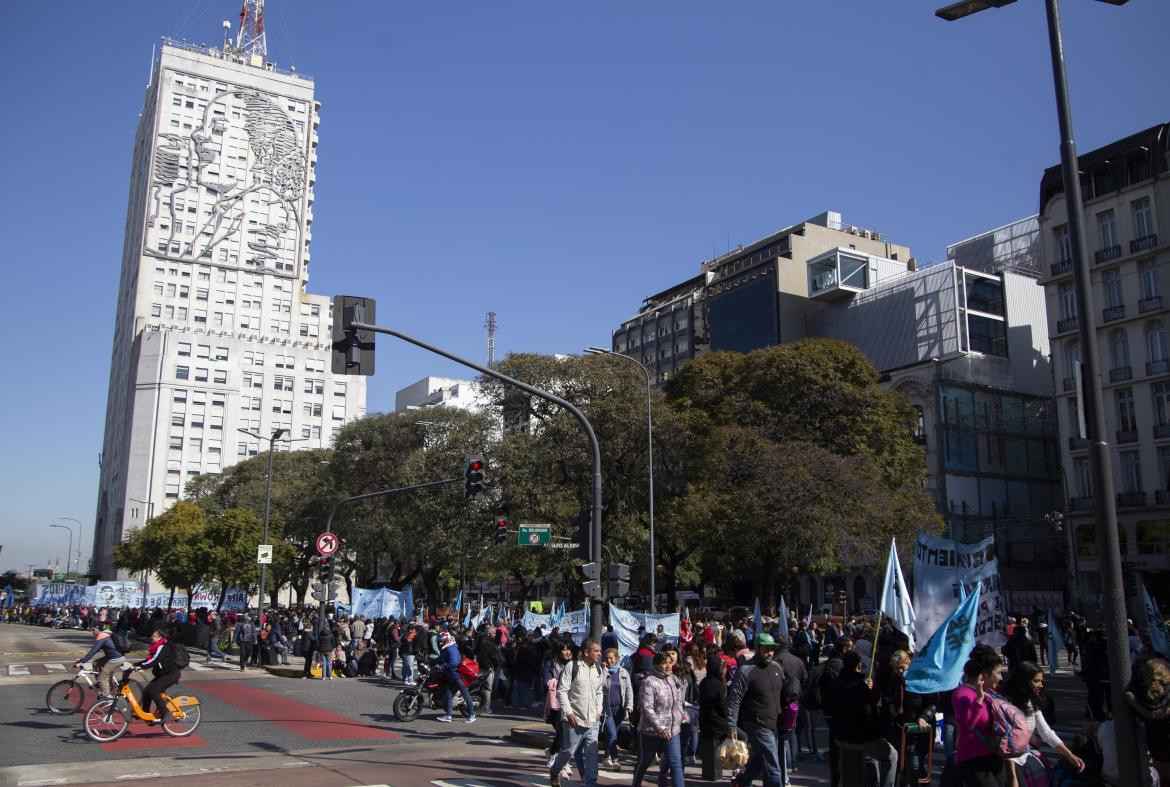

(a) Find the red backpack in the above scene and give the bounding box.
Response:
[977,692,1031,758]
[456,655,480,686]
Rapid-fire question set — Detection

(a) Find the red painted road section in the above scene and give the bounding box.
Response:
[189,681,399,741]
[100,721,210,752]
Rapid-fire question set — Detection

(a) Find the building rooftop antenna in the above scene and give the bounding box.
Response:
[485,309,497,368]
[233,0,267,61]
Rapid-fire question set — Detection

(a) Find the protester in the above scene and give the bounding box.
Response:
[631,649,686,787]
[600,647,633,771]
[954,644,1007,786]
[550,638,605,787]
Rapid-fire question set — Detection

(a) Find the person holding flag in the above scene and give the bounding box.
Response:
[877,538,916,656]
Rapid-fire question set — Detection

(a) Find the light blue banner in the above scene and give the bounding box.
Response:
[905,582,982,694]
[349,586,414,620]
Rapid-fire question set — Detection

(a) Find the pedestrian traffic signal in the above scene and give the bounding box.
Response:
[331,295,376,376]
[608,563,630,598]
[465,455,486,498]
[318,555,333,583]
[579,562,601,597]
[495,517,509,545]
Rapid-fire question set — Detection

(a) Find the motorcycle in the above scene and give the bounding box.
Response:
[393,664,489,722]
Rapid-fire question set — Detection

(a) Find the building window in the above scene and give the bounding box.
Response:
[303,402,322,417]
[169,436,183,451]
[1140,259,1161,301]
[177,342,191,357]
[1148,321,1168,364]
[1159,447,1170,492]
[1103,269,1123,309]
[1074,456,1092,498]
[334,382,346,398]
[1111,329,1131,370]
[1053,224,1071,262]
[175,365,190,380]
[1120,450,1143,494]
[1116,387,1137,432]
[273,375,293,392]
[1058,282,1076,321]
[194,367,208,382]
[1155,383,1170,427]
[1133,197,1155,239]
[1098,210,1117,250]
[1064,340,1080,377]
[213,369,228,384]
[332,405,345,421]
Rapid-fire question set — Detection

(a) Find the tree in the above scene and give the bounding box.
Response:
[114,501,211,609]
[202,508,267,610]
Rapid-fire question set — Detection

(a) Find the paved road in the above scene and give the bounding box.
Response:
[0,624,1093,787]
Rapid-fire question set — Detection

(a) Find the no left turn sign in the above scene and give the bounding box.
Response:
[316,532,339,556]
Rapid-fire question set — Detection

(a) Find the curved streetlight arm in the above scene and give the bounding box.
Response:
[586,346,657,613]
[353,321,606,640]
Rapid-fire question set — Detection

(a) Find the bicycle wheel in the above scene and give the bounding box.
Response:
[46,680,85,714]
[84,700,129,742]
[161,693,201,737]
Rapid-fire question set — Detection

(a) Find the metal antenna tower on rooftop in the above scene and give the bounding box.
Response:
[485,309,497,368]
[234,0,267,60]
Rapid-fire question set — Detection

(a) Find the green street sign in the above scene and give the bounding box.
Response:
[517,524,551,546]
[32,569,50,578]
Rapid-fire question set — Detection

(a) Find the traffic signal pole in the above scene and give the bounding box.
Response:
[350,321,607,641]
[313,477,460,642]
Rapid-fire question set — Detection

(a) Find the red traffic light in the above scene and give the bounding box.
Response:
[471,460,484,471]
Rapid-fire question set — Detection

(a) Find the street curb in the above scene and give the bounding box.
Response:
[509,723,553,748]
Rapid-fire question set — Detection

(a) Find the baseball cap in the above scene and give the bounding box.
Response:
[755,632,776,647]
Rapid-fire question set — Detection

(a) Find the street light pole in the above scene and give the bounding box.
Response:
[238,427,291,626]
[935,1,1140,783]
[48,523,73,580]
[58,517,83,577]
[586,347,657,613]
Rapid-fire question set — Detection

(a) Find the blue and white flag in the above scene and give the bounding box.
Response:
[453,589,462,613]
[462,607,471,628]
[905,582,982,694]
[753,598,763,641]
[2,584,13,608]
[1143,584,1170,658]
[1047,608,1065,677]
[551,601,565,628]
[778,597,790,642]
[879,538,917,653]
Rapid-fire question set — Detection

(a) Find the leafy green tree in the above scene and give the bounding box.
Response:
[201,508,267,610]
[113,501,211,609]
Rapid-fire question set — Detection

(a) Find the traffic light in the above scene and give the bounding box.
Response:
[465,455,486,498]
[608,563,630,598]
[579,562,601,597]
[572,509,590,559]
[495,516,509,545]
[318,555,333,583]
[331,295,376,376]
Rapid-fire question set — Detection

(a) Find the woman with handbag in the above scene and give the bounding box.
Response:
[1003,662,1085,785]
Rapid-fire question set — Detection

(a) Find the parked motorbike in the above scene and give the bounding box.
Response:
[393,664,489,722]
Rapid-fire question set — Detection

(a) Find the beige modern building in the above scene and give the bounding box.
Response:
[1038,123,1170,602]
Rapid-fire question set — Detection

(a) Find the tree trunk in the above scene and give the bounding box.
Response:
[216,583,227,613]
[166,588,175,610]
[422,567,442,608]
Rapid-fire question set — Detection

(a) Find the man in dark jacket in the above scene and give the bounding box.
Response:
[475,627,501,715]
[829,651,897,787]
[726,632,786,787]
[819,638,852,787]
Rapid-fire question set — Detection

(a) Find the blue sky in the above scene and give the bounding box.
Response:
[0,1,1166,575]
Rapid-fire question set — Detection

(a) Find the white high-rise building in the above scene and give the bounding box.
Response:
[92,39,366,578]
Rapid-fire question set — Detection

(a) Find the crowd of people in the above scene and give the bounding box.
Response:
[8,599,1170,786]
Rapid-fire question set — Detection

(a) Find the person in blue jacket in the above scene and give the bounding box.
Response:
[75,626,125,699]
[437,630,477,724]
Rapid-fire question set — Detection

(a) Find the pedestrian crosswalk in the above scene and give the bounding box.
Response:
[4,659,241,676]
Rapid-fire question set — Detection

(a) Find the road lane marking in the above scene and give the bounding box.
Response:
[7,665,30,675]
[43,663,67,671]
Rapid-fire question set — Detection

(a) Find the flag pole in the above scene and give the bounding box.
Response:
[867,608,883,681]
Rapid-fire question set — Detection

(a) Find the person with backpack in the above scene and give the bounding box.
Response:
[134,626,186,726]
[876,649,936,783]
[75,625,127,700]
[815,638,852,787]
[1003,661,1085,783]
[954,644,1008,786]
[829,649,897,787]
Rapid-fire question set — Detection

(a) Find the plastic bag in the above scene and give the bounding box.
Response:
[717,737,750,769]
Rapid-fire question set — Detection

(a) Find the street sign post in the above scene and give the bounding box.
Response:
[517,525,551,546]
[257,544,273,564]
[316,532,339,556]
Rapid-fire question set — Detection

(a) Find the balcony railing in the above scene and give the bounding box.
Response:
[1062,376,1076,392]
[1157,490,1170,505]
[1096,245,1122,264]
[1155,424,1170,439]
[1050,258,1073,277]
[1069,496,1094,511]
[1117,492,1148,508]
[1068,436,1090,450]
[1057,316,1079,333]
[1103,305,1126,322]
[1140,295,1163,313]
[1132,234,1158,253]
[1148,359,1169,376]
[1117,429,1140,444]
[1109,366,1132,383]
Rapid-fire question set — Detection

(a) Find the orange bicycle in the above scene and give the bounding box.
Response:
[83,664,201,741]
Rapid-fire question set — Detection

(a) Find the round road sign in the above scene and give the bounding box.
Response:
[316,532,339,556]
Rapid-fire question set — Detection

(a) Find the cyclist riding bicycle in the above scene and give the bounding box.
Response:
[74,626,125,700]
[134,627,183,725]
